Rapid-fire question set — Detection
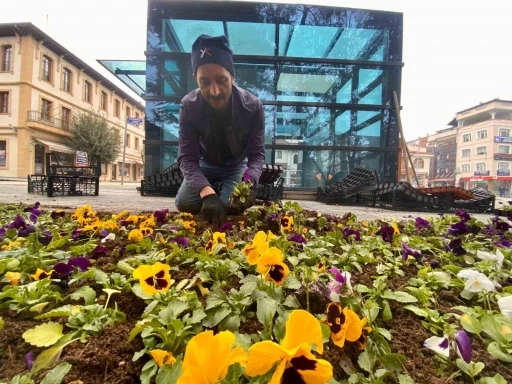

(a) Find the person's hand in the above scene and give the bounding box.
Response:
[201,194,226,230]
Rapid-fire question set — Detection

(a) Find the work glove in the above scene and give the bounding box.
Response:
[201,194,226,230]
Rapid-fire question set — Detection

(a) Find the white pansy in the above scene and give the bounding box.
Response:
[498,296,512,318]
[457,269,495,292]
[101,233,116,243]
[424,335,450,358]
[476,249,504,269]
[376,263,385,275]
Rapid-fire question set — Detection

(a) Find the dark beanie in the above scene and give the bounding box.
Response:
[191,34,235,76]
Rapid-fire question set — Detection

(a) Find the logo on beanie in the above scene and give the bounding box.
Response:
[200,48,212,59]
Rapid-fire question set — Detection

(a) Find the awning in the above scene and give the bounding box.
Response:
[116,157,135,164]
[34,138,75,154]
[497,176,512,181]
[460,176,493,181]
[430,173,455,181]
[135,160,143,165]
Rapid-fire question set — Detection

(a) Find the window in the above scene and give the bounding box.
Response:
[126,134,131,148]
[101,163,107,174]
[126,106,131,119]
[135,111,140,119]
[41,99,52,121]
[0,91,9,114]
[477,130,487,139]
[62,68,71,93]
[1,45,12,72]
[461,164,470,172]
[475,163,486,171]
[462,149,471,157]
[84,81,92,103]
[413,158,424,169]
[135,137,140,150]
[114,100,120,117]
[100,91,108,111]
[498,145,510,154]
[293,153,298,164]
[0,140,6,167]
[499,129,510,137]
[462,134,471,142]
[42,55,52,82]
[476,146,487,155]
[276,150,282,159]
[61,107,71,129]
[498,162,509,171]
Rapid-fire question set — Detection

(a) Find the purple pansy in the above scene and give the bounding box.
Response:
[259,209,266,220]
[0,227,5,241]
[219,222,234,233]
[25,351,35,370]
[153,209,169,225]
[100,229,110,238]
[54,257,91,277]
[495,237,512,248]
[118,246,125,258]
[38,231,53,246]
[415,217,431,232]
[173,236,189,247]
[268,213,278,223]
[455,330,472,363]
[18,225,35,238]
[343,228,361,242]
[455,210,471,222]
[448,221,468,236]
[119,219,129,227]
[496,221,511,231]
[288,234,307,244]
[71,228,83,240]
[378,225,395,243]
[7,214,27,230]
[448,238,466,256]
[92,245,108,258]
[428,258,441,269]
[402,242,422,261]
[263,200,272,207]
[327,267,352,299]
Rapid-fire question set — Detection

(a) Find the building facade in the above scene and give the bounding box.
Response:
[426,128,457,187]
[401,138,432,188]
[139,0,403,189]
[0,23,145,181]
[454,99,512,195]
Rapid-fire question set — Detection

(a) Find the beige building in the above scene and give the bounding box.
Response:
[401,137,433,187]
[454,99,512,195]
[0,23,145,181]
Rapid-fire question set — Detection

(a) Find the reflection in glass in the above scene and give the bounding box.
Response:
[145,101,180,141]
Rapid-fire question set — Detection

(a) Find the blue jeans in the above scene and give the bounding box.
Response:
[175,160,245,213]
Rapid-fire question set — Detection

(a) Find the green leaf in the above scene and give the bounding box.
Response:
[443,264,463,274]
[40,362,72,384]
[32,345,65,374]
[239,281,257,297]
[398,374,415,384]
[284,276,301,290]
[155,360,182,384]
[0,317,3,331]
[205,291,229,310]
[404,305,428,318]
[203,307,231,328]
[140,359,158,384]
[35,305,79,320]
[488,342,512,362]
[460,314,483,335]
[219,314,241,331]
[117,260,135,275]
[481,315,505,342]
[187,309,207,325]
[30,302,50,313]
[380,353,406,373]
[382,291,418,303]
[257,298,278,328]
[70,286,96,305]
[23,322,64,347]
[240,196,246,203]
[357,347,376,373]
[382,300,392,321]
[159,301,189,324]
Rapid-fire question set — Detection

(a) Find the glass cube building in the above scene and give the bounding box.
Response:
[104,0,403,189]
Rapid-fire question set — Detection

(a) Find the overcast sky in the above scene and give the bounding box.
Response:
[2,0,512,139]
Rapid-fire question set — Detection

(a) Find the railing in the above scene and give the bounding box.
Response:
[27,110,70,131]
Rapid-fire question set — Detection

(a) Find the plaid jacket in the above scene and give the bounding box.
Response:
[178,85,265,194]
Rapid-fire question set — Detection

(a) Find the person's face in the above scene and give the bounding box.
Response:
[196,63,234,111]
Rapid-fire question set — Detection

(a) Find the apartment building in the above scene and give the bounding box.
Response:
[425,127,458,187]
[454,99,512,194]
[0,23,145,181]
[401,137,433,187]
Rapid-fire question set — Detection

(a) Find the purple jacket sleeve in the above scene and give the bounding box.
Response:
[177,104,211,194]
[247,103,266,184]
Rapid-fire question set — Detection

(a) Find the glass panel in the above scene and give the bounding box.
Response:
[168,20,224,52]
[227,22,275,55]
[327,29,389,61]
[279,25,339,58]
[145,101,180,141]
[144,144,179,177]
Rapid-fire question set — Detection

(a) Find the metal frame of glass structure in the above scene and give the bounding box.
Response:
[143,0,403,189]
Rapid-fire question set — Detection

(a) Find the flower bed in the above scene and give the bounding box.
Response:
[0,202,511,384]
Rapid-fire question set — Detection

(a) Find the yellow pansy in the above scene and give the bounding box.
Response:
[242,231,272,265]
[179,220,197,234]
[150,349,176,368]
[281,216,294,231]
[324,303,364,348]
[213,232,226,244]
[140,216,156,228]
[133,262,173,296]
[1,239,23,251]
[257,247,290,286]
[5,272,21,285]
[103,220,119,231]
[112,210,129,220]
[177,330,247,384]
[32,268,53,281]
[245,310,332,383]
[128,229,144,242]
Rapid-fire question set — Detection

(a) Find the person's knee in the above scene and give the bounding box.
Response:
[175,200,202,214]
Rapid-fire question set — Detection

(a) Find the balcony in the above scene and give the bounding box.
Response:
[27,111,70,131]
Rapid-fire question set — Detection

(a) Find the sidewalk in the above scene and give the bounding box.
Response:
[0,180,502,222]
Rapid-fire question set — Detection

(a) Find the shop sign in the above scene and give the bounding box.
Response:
[75,151,88,166]
[474,170,490,176]
[494,136,512,143]
[494,153,512,160]
[498,169,511,176]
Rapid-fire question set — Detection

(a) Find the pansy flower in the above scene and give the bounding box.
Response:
[448,221,468,236]
[288,234,307,244]
[150,349,176,368]
[402,242,422,261]
[125,215,139,225]
[496,221,511,231]
[377,225,395,243]
[1,239,23,251]
[447,238,466,256]
[281,216,294,231]
[140,216,156,229]
[268,213,278,224]
[25,351,35,370]
[102,220,119,231]
[32,268,54,281]
[257,247,290,286]
[246,310,332,383]
[498,295,512,318]
[477,249,504,269]
[177,330,247,384]
[173,236,189,247]
[128,229,144,242]
[457,269,495,293]
[152,209,169,225]
[180,212,194,220]
[327,267,352,301]
[242,231,274,265]
[205,239,218,255]
[50,209,66,219]
[179,219,197,234]
[495,237,512,248]
[0,227,5,241]
[343,228,361,242]
[424,330,472,363]
[71,228,83,240]
[355,324,373,350]
[7,214,27,230]
[243,166,251,183]
[219,222,234,233]
[140,226,154,236]
[133,262,173,296]
[5,271,21,285]
[455,209,471,222]
[415,217,431,232]
[54,257,91,277]
[324,303,364,348]
[92,245,108,258]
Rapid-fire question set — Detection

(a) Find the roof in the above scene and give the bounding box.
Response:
[0,22,143,110]
[456,98,512,114]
